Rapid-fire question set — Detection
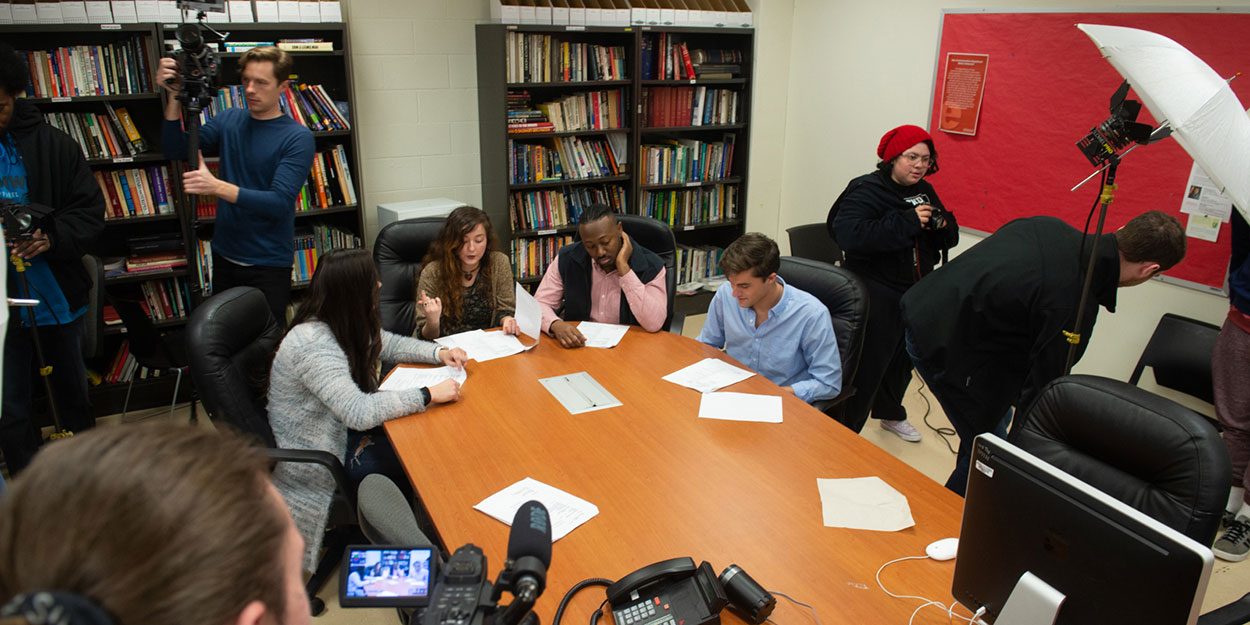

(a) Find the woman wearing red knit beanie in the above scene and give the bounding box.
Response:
[825,124,958,441]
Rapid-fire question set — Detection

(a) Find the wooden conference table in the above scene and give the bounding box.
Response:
[385,330,966,625]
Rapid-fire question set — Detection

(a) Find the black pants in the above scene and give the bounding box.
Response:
[212,253,291,328]
[839,279,912,432]
[1,315,94,474]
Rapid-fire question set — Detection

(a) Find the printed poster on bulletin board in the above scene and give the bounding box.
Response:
[938,53,988,136]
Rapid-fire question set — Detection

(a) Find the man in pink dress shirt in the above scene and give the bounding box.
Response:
[534,203,668,348]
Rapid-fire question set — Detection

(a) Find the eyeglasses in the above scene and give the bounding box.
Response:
[900,152,932,165]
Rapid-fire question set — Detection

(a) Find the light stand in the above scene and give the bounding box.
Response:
[8,252,69,438]
[1063,154,1118,373]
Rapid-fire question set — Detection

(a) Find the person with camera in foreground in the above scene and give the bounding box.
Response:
[827,124,958,443]
[0,423,311,625]
[0,42,105,473]
[900,210,1186,496]
[159,45,314,326]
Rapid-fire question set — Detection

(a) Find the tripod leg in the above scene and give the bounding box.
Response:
[170,367,182,420]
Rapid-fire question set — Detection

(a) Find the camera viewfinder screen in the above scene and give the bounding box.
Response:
[345,548,433,600]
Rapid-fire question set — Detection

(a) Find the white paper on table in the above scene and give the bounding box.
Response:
[697,392,782,423]
[1180,163,1234,222]
[1186,213,1221,243]
[514,282,542,344]
[577,321,629,348]
[474,477,599,541]
[379,366,467,392]
[663,358,755,393]
[436,329,526,362]
[539,372,622,414]
[816,477,915,532]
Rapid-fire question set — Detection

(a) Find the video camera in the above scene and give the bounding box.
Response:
[168,0,226,114]
[342,501,552,625]
[0,200,53,241]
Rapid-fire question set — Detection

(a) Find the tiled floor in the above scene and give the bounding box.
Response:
[94,315,1250,622]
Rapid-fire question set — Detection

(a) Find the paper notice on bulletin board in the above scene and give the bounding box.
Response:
[1180,163,1233,222]
[938,53,989,136]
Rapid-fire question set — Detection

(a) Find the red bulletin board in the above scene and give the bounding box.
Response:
[930,11,1250,291]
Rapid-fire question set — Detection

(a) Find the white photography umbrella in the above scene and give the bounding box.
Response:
[1078,23,1250,221]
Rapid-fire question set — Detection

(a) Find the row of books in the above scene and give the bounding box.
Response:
[506,91,553,133]
[508,135,625,184]
[506,32,627,83]
[290,223,362,282]
[196,82,349,131]
[138,275,193,321]
[639,135,736,185]
[675,243,724,285]
[219,38,334,53]
[0,0,344,24]
[296,144,358,210]
[123,251,187,275]
[94,165,176,219]
[642,36,743,80]
[642,86,740,128]
[535,89,626,133]
[508,184,627,232]
[99,340,167,385]
[640,183,738,227]
[18,36,152,97]
[511,234,574,280]
[44,103,148,160]
[491,0,753,28]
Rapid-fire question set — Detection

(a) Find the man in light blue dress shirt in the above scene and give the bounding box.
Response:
[697,233,842,404]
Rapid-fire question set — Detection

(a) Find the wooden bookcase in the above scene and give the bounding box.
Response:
[6,22,365,417]
[475,23,753,299]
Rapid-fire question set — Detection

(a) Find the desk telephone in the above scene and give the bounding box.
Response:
[605,558,774,625]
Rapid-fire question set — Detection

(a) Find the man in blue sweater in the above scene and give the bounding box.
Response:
[160,46,314,325]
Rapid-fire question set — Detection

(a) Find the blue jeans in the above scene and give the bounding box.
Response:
[345,426,415,502]
[2,315,93,474]
[905,330,1011,496]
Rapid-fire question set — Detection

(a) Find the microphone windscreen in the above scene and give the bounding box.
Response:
[507,500,552,568]
[357,474,432,546]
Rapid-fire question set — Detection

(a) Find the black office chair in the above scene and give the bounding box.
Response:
[373,217,447,336]
[110,295,194,422]
[786,223,843,266]
[617,213,679,332]
[1128,312,1221,425]
[1013,374,1230,545]
[775,256,869,420]
[81,254,105,359]
[185,286,358,616]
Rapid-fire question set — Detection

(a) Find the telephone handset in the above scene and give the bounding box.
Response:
[606,557,728,625]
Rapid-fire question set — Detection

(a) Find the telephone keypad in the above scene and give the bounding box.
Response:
[615,598,671,625]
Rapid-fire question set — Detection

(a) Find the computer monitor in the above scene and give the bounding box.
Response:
[952,434,1212,625]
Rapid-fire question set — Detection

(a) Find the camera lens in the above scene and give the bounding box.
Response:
[718,565,775,625]
[175,24,205,54]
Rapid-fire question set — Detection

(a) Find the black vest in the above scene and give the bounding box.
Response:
[557,241,663,326]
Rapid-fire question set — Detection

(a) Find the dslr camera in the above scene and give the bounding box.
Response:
[927,204,951,230]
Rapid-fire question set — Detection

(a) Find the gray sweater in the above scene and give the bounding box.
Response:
[267,320,443,570]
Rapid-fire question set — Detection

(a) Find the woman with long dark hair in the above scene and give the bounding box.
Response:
[414,206,518,338]
[267,248,467,570]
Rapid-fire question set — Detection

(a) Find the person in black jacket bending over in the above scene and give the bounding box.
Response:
[0,43,105,473]
[828,124,957,442]
[900,211,1185,496]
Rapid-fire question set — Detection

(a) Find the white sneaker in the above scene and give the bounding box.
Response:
[881,419,922,442]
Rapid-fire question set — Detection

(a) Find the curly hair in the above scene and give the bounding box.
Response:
[421,206,500,327]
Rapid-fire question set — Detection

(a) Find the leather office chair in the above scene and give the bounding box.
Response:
[110,295,194,422]
[185,286,358,616]
[617,213,679,332]
[786,223,843,266]
[81,254,104,359]
[1014,374,1230,545]
[373,216,447,336]
[1128,312,1221,426]
[775,256,869,420]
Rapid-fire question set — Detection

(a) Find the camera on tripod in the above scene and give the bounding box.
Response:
[341,501,552,625]
[0,200,53,241]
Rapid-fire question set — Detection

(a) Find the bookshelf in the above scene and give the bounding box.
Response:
[476,24,752,297]
[7,22,365,417]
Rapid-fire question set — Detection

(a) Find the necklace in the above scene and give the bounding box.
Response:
[461,265,480,282]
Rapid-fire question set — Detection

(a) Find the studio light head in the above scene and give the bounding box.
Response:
[1,201,53,241]
[1075,80,1157,167]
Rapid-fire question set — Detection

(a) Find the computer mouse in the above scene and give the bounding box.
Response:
[925,537,959,561]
